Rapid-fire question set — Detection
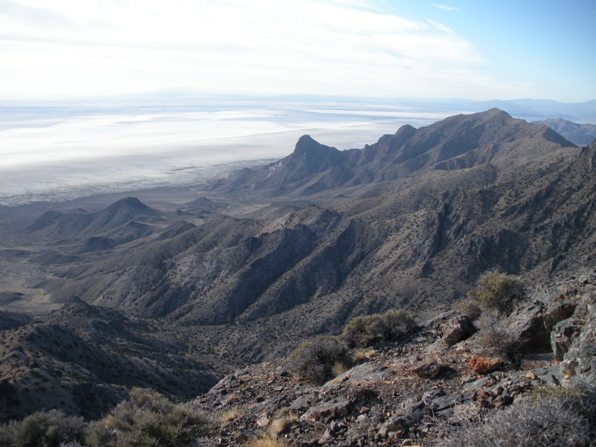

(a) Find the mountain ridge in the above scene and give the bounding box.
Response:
[214,109,575,197]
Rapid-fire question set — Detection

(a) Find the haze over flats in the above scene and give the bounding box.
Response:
[0,104,444,205]
[3,95,596,206]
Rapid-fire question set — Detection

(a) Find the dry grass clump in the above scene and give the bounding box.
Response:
[267,410,297,439]
[351,347,377,362]
[341,309,416,347]
[85,387,212,447]
[220,407,241,424]
[288,336,351,384]
[245,438,287,447]
[475,311,518,359]
[437,383,595,447]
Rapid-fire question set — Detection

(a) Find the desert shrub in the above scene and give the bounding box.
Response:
[85,388,212,447]
[472,271,525,314]
[0,409,87,447]
[437,383,595,447]
[476,311,518,359]
[532,381,596,431]
[341,309,416,347]
[289,336,351,384]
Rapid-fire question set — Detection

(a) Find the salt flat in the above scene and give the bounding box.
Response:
[0,103,441,205]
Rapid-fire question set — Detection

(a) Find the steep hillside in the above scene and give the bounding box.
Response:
[26,197,161,249]
[28,110,593,363]
[188,270,595,446]
[0,299,221,421]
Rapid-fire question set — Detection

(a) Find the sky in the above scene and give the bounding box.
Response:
[0,0,595,102]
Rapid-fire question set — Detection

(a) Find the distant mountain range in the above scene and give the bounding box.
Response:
[537,117,596,146]
[4,94,596,123]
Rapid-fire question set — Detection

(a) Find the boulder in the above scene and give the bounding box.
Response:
[439,315,476,346]
[467,356,504,375]
[551,318,582,360]
[508,300,576,353]
[301,396,352,423]
[324,362,392,387]
[561,300,595,382]
[411,360,455,379]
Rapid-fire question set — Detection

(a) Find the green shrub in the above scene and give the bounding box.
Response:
[341,309,416,347]
[0,409,86,447]
[85,388,212,447]
[472,271,525,314]
[288,336,351,384]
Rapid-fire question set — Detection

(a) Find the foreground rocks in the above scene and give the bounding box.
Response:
[187,271,594,446]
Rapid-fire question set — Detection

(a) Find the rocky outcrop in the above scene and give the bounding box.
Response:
[554,273,596,382]
[508,300,576,353]
[438,314,476,346]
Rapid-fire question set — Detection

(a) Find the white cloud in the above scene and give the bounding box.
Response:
[430,3,458,12]
[0,0,529,99]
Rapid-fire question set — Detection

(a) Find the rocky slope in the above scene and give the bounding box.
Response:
[188,271,595,446]
[0,299,222,421]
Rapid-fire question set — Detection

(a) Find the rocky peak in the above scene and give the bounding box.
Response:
[104,196,150,213]
[292,135,330,158]
[482,107,512,120]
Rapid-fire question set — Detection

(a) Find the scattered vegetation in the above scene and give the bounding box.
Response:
[288,309,415,383]
[85,388,212,447]
[288,336,351,384]
[267,410,297,439]
[437,383,595,447]
[532,382,596,430]
[476,311,518,359]
[220,407,241,424]
[341,309,416,347]
[0,409,86,447]
[471,271,525,314]
[351,347,377,362]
